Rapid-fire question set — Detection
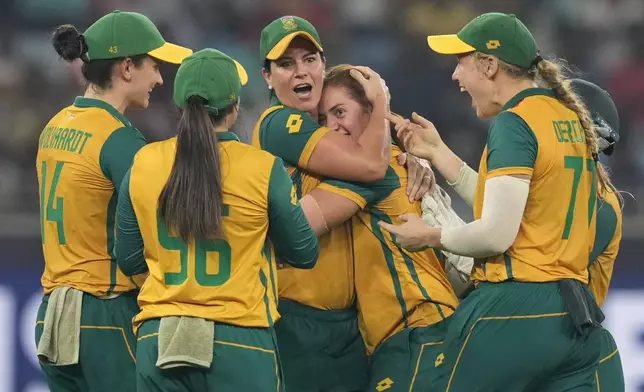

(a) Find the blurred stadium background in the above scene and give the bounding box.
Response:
[1,0,642,391]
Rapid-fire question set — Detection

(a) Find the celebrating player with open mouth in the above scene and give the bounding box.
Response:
[253,15,435,392]
[382,12,614,391]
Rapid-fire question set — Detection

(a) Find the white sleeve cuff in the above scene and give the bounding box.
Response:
[440,175,530,258]
[447,162,478,207]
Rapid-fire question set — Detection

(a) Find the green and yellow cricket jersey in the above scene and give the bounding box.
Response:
[588,188,622,306]
[471,88,597,284]
[253,95,356,310]
[324,146,459,353]
[36,97,147,296]
[115,132,318,330]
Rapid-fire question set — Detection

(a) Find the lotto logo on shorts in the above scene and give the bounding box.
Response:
[375,377,393,391]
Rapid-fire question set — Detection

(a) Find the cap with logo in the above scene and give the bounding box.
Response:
[260,16,323,60]
[569,79,620,155]
[173,48,249,115]
[427,12,539,69]
[82,10,192,64]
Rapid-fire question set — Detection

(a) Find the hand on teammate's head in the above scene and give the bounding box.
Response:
[349,66,386,106]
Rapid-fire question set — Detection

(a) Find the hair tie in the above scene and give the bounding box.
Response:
[532,54,543,67]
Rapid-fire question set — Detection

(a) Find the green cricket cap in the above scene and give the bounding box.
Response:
[260,16,323,60]
[83,10,192,64]
[173,48,248,114]
[427,13,539,69]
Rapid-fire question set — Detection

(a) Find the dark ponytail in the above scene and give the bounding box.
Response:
[52,24,146,90]
[52,24,87,62]
[158,96,237,243]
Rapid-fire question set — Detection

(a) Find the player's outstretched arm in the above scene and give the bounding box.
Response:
[389,112,477,204]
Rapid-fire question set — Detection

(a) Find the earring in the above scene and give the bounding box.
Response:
[268,85,273,90]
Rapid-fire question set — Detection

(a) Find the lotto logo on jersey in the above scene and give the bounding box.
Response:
[375,377,393,391]
[435,352,445,367]
[290,185,297,205]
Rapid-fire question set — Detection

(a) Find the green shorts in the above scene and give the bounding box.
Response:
[275,299,368,392]
[596,328,624,391]
[35,291,139,392]
[136,318,283,392]
[369,319,449,392]
[423,281,603,392]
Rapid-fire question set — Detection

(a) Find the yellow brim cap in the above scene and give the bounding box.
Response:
[233,59,248,86]
[266,32,324,60]
[426,34,476,55]
[148,42,194,64]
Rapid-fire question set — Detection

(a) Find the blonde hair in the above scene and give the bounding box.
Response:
[596,162,626,208]
[472,52,616,200]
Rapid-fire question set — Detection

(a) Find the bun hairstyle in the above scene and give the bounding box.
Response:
[51,24,146,90]
[52,25,88,63]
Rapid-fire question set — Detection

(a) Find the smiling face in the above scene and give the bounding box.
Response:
[262,37,325,115]
[319,85,371,141]
[125,56,164,110]
[452,53,499,119]
[319,64,373,140]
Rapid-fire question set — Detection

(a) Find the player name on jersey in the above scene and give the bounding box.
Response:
[38,126,93,154]
[553,120,586,144]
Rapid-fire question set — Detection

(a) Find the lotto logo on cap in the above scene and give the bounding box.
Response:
[426,12,539,69]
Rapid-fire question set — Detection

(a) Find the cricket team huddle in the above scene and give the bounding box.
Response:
[34,8,626,392]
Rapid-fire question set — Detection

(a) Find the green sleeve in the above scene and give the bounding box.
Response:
[114,169,147,276]
[100,126,147,190]
[267,158,319,269]
[321,166,400,208]
[589,197,618,264]
[259,108,327,168]
[487,112,538,171]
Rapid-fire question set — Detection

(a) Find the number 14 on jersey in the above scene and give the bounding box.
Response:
[40,161,66,245]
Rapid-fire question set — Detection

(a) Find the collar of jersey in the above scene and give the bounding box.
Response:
[217,131,239,142]
[73,97,132,127]
[501,88,556,112]
[269,92,282,107]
